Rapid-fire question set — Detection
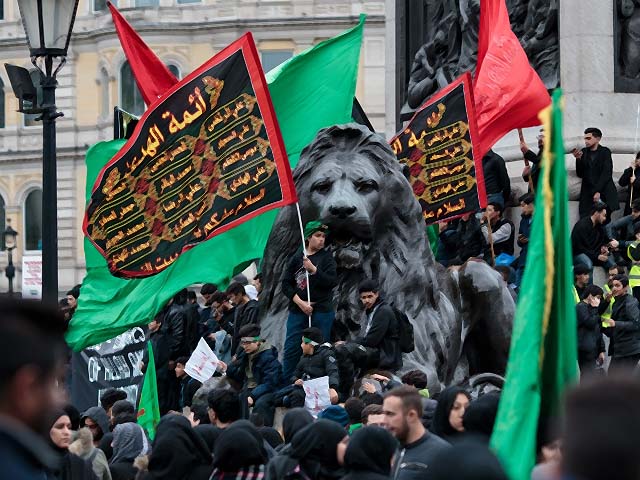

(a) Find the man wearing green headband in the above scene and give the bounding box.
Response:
[281,220,338,381]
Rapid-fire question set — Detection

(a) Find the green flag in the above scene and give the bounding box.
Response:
[490,89,578,480]
[66,16,364,351]
[137,341,161,441]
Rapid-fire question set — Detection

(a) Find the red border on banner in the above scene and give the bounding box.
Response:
[82,33,297,278]
[389,72,487,221]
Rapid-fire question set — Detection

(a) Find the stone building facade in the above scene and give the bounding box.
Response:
[0,0,386,295]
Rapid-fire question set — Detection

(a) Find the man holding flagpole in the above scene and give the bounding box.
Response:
[281,221,338,381]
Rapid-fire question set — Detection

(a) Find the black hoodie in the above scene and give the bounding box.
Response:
[341,426,398,480]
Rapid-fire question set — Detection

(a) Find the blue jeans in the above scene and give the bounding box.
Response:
[282,310,335,381]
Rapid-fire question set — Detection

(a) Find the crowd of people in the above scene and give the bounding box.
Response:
[5,298,640,480]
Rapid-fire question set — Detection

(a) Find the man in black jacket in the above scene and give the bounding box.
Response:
[162,293,188,362]
[354,279,402,372]
[441,213,485,266]
[520,128,544,191]
[281,220,338,381]
[219,324,283,426]
[141,314,174,414]
[603,275,640,371]
[280,327,340,408]
[482,149,511,207]
[576,285,605,376]
[572,127,619,219]
[572,202,618,274]
[618,153,640,216]
[226,282,259,354]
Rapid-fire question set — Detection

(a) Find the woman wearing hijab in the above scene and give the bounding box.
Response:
[279,408,314,451]
[141,414,213,480]
[210,428,266,479]
[431,386,471,443]
[47,411,96,480]
[267,419,348,480]
[341,426,398,480]
[109,423,144,480]
[226,420,276,460]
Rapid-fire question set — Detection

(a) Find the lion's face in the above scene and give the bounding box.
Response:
[305,152,383,244]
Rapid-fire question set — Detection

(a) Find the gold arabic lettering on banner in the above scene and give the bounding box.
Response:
[85,49,285,276]
[390,80,481,223]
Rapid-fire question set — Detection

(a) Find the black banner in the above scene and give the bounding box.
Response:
[70,327,147,412]
[390,73,486,224]
[84,34,296,278]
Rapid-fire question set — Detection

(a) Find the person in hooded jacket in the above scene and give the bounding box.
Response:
[576,285,606,376]
[266,419,348,480]
[47,411,97,480]
[210,428,267,479]
[341,426,398,480]
[108,423,144,480]
[431,387,471,443]
[220,324,283,426]
[226,420,277,460]
[603,274,640,371]
[81,407,113,460]
[141,414,212,480]
[68,427,111,480]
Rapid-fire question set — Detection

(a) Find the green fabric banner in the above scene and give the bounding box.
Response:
[66,16,364,350]
[490,89,579,480]
[137,341,161,441]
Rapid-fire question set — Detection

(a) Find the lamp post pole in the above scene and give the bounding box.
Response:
[6,247,15,297]
[41,58,61,304]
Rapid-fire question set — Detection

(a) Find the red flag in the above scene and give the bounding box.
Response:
[473,0,551,158]
[108,2,178,107]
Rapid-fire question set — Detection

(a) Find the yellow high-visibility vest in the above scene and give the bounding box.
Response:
[573,286,580,304]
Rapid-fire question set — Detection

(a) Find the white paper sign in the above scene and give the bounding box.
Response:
[185,338,219,383]
[303,375,331,418]
[21,254,42,299]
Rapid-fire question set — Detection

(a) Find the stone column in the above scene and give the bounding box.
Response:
[560,0,638,154]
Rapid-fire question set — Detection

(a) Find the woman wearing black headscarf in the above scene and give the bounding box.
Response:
[47,411,96,480]
[109,423,144,480]
[431,386,471,443]
[210,428,266,479]
[280,408,314,448]
[141,414,212,480]
[267,419,348,480]
[226,420,276,460]
[341,426,398,480]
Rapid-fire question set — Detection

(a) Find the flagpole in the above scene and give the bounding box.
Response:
[631,104,640,209]
[487,219,496,265]
[295,202,312,328]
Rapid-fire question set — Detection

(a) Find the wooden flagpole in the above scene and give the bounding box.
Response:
[518,128,535,193]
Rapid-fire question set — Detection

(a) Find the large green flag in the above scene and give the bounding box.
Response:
[137,341,161,441]
[66,16,364,351]
[490,89,578,479]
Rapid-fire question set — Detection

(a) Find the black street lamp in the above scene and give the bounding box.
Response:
[3,220,18,297]
[7,0,79,304]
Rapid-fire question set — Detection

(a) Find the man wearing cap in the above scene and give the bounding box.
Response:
[281,220,338,381]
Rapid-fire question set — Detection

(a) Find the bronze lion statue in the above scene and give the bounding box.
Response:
[259,124,514,391]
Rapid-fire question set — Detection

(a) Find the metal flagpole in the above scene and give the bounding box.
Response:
[295,202,312,328]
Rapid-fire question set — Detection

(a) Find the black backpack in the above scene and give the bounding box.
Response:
[391,305,415,353]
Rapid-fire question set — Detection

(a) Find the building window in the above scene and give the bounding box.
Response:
[24,70,43,127]
[135,0,159,7]
[0,1,3,21]
[24,189,42,251]
[261,50,293,73]
[167,64,181,79]
[0,76,4,128]
[120,61,145,116]
[93,0,112,11]
[100,68,110,118]
[0,195,5,251]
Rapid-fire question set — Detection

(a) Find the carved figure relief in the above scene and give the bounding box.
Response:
[407,0,558,110]
[616,0,640,91]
